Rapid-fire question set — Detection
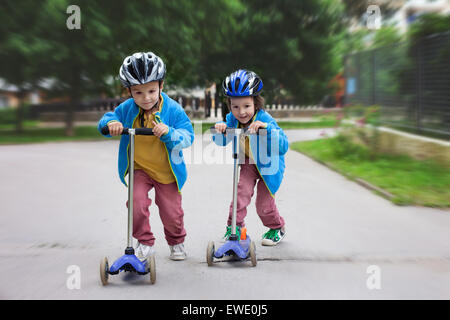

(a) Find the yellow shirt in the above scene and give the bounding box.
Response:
[133,99,175,184]
[239,132,251,159]
[238,114,257,159]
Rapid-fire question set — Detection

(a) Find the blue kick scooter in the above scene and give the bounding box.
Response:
[207,127,257,267]
[99,126,156,285]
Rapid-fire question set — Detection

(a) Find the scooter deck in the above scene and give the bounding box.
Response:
[214,236,252,260]
[109,254,148,275]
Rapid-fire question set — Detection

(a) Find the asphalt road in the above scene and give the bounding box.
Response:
[0,128,449,299]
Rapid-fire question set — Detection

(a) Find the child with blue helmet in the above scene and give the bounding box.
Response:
[213,69,288,246]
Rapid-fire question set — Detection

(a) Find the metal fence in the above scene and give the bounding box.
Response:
[344,31,450,138]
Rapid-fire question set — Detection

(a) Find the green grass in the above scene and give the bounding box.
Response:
[291,136,450,207]
[0,126,119,144]
[277,119,337,129]
[0,120,40,129]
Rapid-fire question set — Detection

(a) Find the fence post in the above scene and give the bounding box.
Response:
[205,92,211,118]
[416,39,423,134]
[372,49,376,106]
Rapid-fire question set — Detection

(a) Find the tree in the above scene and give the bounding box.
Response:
[372,26,403,48]
[0,0,50,133]
[1,0,358,131]
[227,0,346,104]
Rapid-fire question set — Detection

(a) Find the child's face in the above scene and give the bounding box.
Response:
[129,81,163,112]
[229,96,255,125]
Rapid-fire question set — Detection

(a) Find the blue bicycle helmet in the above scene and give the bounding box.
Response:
[222,69,263,97]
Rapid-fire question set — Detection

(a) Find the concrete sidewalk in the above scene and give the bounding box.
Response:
[0,129,449,299]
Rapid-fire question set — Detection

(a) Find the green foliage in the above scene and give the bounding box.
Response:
[339,104,381,160]
[228,0,345,103]
[0,108,18,125]
[371,26,403,48]
[408,13,450,40]
[0,0,347,117]
[330,134,371,161]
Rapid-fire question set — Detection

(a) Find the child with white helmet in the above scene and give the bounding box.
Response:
[98,52,193,260]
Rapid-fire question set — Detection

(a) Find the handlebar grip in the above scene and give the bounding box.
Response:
[101,126,111,135]
[135,128,154,135]
[101,126,153,136]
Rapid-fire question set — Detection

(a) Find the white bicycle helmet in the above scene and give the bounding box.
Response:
[119,52,166,87]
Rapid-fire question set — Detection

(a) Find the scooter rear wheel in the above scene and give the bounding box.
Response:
[147,255,156,284]
[100,257,109,285]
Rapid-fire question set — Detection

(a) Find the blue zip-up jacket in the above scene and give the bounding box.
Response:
[212,109,288,195]
[98,92,194,191]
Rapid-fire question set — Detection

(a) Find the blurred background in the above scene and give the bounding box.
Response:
[0,0,447,133]
[1,1,450,301]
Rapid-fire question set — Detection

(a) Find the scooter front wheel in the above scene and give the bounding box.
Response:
[249,241,257,267]
[206,241,215,266]
[100,257,109,285]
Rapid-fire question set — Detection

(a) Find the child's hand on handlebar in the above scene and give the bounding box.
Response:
[248,121,267,134]
[107,121,123,136]
[214,123,227,134]
[152,120,169,138]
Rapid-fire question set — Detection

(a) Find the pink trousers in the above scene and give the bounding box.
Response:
[228,163,285,229]
[129,169,186,246]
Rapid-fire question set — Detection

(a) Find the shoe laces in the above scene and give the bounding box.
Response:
[172,243,185,253]
[138,243,153,256]
[263,229,280,241]
[223,225,240,239]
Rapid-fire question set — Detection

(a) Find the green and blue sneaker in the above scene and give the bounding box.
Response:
[261,228,285,246]
[222,225,241,242]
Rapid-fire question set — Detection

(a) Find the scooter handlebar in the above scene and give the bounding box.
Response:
[101,126,154,136]
[210,126,265,135]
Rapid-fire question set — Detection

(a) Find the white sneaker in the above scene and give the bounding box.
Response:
[169,243,186,261]
[136,242,155,261]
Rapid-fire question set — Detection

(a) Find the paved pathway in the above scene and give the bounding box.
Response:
[0,129,448,299]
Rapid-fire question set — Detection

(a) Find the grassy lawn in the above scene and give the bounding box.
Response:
[291,136,450,208]
[0,126,120,144]
[277,119,336,129]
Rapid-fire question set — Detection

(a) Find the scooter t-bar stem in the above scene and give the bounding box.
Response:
[101,125,154,252]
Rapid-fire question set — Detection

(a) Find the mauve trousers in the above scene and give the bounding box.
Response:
[128,169,186,246]
[228,163,285,229]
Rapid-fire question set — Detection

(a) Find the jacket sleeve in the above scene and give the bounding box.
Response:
[97,102,125,137]
[159,106,194,150]
[265,119,289,156]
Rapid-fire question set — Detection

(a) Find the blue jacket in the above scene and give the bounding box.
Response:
[212,109,288,195]
[98,92,194,191]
